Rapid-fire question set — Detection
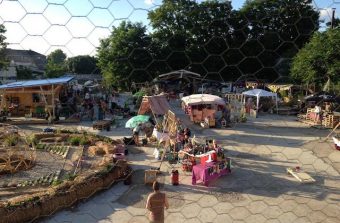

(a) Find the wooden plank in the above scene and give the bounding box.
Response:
[287,168,315,183]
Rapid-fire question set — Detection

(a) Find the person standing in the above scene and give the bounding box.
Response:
[146,181,169,223]
[133,123,142,146]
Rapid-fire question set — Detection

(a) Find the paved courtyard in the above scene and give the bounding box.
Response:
[36,115,340,223]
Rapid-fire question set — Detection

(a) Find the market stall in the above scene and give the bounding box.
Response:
[177,137,232,186]
[242,89,278,117]
[192,159,231,186]
[138,94,170,117]
[181,94,226,127]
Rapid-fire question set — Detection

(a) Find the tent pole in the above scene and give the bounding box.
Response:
[275,94,278,115]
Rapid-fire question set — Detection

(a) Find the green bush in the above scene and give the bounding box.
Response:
[36,144,45,150]
[64,173,76,181]
[4,134,19,146]
[79,136,90,145]
[68,136,81,146]
[26,135,38,147]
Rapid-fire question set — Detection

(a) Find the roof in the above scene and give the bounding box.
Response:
[158,70,201,79]
[181,94,225,106]
[138,94,170,115]
[0,76,74,89]
[242,89,277,97]
[5,49,47,71]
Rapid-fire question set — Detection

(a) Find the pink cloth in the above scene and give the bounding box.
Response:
[192,162,230,186]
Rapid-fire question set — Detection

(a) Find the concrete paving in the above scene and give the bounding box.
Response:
[34,114,340,223]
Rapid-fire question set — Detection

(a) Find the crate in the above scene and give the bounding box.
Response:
[323,114,340,128]
[144,169,158,184]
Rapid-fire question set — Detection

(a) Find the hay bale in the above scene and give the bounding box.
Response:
[102,144,115,154]
[88,146,105,156]
[95,141,105,147]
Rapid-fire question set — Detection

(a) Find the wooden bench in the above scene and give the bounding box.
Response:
[93,120,111,131]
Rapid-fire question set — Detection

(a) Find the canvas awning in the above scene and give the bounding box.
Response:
[181,94,225,106]
[138,95,170,115]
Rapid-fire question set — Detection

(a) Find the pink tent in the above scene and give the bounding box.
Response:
[138,95,170,115]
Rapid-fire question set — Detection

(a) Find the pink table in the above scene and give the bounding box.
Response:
[192,160,231,186]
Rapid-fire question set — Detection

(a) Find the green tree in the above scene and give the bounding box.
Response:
[66,55,99,74]
[0,24,8,69]
[46,49,67,78]
[148,0,240,78]
[16,65,33,80]
[97,21,152,89]
[239,0,319,80]
[291,29,340,85]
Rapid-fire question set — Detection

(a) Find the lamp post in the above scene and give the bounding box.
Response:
[331,8,336,29]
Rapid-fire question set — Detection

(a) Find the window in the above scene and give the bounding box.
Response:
[32,93,40,103]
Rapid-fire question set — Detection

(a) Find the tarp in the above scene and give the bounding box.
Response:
[242,89,278,114]
[242,89,277,97]
[0,76,74,89]
[138,94,170,115]
[181,94,225,106]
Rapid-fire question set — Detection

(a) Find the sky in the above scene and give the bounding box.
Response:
[0,0,338,57]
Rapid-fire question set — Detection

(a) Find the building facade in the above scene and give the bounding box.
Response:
[0,49,47,84]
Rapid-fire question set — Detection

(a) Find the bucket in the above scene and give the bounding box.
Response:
[171,170,179,185]
[211,151,217,161]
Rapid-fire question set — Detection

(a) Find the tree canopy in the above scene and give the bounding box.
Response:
[46,49,67,78]
[96,21,152,89]
[0,24,8,70]
[66,55,99,74]
[290,28,340,85]
[96,0,320,87]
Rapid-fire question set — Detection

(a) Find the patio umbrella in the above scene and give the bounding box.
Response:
[125,115,150,128]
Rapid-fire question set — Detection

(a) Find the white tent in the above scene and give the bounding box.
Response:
[181,94,225,106]
[242,89,278,113]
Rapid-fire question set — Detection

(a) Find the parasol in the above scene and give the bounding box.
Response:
[125,115,150,128]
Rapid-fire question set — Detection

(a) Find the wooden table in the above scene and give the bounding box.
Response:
[192,160,231,186]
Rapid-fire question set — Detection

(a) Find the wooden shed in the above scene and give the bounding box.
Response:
[0,76,74,118]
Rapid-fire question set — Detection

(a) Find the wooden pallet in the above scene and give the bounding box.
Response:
[287,168,315,184]
[144,169,160,184]
[322,114,339,128]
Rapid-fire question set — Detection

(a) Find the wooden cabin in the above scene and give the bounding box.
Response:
[0,76,74,117]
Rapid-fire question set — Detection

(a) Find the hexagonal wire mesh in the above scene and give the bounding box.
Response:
[0,0,338,84]
[0,1,340,222]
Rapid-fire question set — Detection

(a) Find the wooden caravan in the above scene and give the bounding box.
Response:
[181,94,226,127]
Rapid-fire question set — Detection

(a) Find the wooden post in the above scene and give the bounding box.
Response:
[324,122,340,141]
[52,84,55,119]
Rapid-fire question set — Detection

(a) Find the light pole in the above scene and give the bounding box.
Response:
[331,8,336,29]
